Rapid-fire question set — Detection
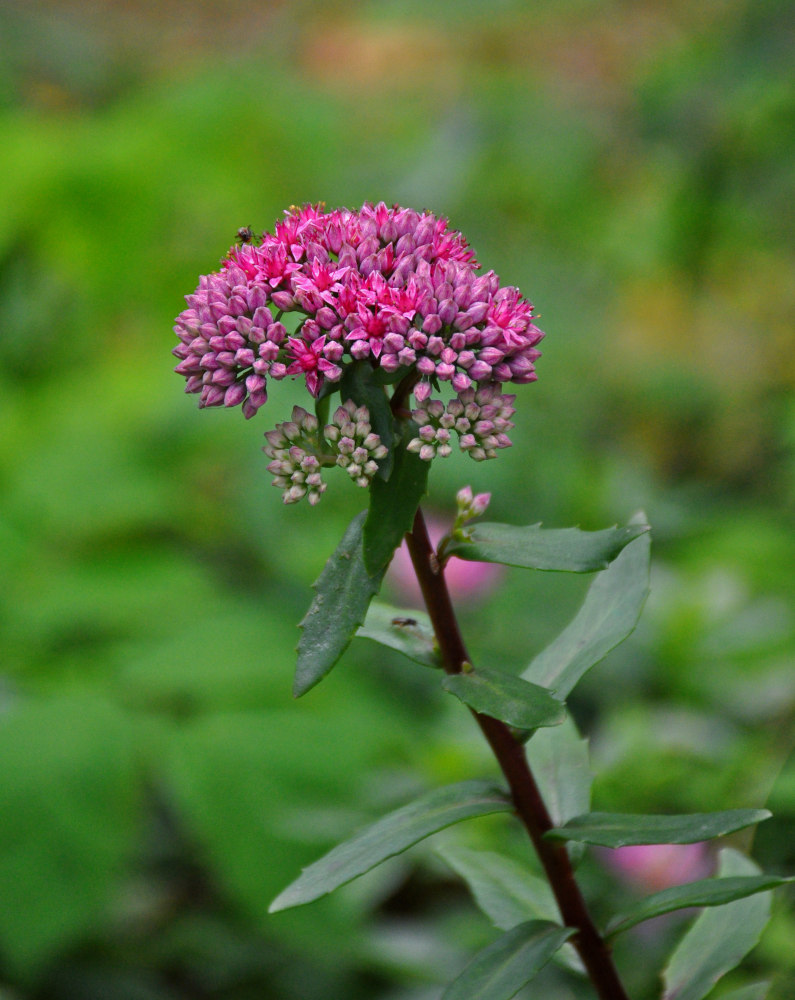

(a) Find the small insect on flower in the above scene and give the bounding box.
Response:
[236,225,256,245]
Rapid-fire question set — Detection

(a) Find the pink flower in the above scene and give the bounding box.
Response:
[173,202,544,424]
[387,516,504,605]
[285,335,341,396]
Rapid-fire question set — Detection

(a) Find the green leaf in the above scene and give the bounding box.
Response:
[525,717,592,866]
[445,521,648,573]
[339,360,395,480]
[270,780,512,912]
[607,875,792,938]
[442,666,566,731]
[663,849,775,1000]
[295,511,385,697]
[363,432,430,575]
[545,809,771,848]
[356,600,440,668]
[441,921,575,1000]
[523,527,650,699]
[437,845,584,974]
[438,845,561,930]
[715,984,771,1000]
[0,697,141,976]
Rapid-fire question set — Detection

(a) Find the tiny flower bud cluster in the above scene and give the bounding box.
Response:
[324,400,389,489]
[407,384,516,462]
[455,485,492,524]
[263,402,387,505]
[173,202,542,421]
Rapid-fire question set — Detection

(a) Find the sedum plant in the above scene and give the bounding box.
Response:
[174,202,790,1000]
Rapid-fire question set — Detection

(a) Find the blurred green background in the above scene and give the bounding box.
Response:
[1,1,794,997]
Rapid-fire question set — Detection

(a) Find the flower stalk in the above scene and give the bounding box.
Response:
[404,507,631,1000]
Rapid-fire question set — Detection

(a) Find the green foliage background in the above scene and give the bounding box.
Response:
[0,1,793,997]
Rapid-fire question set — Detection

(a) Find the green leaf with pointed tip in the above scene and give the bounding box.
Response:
[446,521,648,572]
[607,875,792,938]
[526,717,592,867]
[438,845,560,930]
[442,666,566,731]
[339,360,394,480]
[437,845,584,974]
[663,849,775,1000]
[545,809,771,848]
[523,527,650,699]
[363,432,430,575]
[294,511,385,697]
[269,780,512,912]
[356,600,440,668]
[716,984,771,1000]
[442,921,575,1000]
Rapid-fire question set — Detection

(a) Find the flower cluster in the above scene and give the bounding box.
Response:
[173,202,543,420]
[454,485,491,524]
[263,402,388,505]
[407,385,516,462]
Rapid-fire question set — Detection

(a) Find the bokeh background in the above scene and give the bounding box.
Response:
[1,1,794,997]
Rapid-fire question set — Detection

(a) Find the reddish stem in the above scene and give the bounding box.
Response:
[405,506,631,1000]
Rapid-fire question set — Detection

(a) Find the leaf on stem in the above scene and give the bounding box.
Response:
[437,844,584,974]
[269,780,513,912]
[662,849,776,1000]
[438,845,560,930]
[363,432,430,575]
[441,920,575,1000]
[717,984,771,1000]
[356,600,440,668]
[544,809,771,848]
[525,718,592,828]
[525,717,592,867]
[339,360,395,479]
[445,521,648,573]
[442,666,566,731]
[522,527,650,699]
[294,511,385,697]
[606,874,794,938]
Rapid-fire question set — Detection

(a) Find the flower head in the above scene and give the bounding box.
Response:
[173,202,543,423]
[174,203,544,498]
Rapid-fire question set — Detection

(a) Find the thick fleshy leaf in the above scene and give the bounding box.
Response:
[445,521,648,573]
[442,921,575,1000]
[295,511,385,696]
[339,360,395,480]
[363,432,430,575]
[606,875,792,938]
[663,849,775,1000]
[437,845,584,974]
[269,780,512,912]
[525,717,592,867]
[442,666,566,731]
[523,527,650,699]
[545,809,771,848]
[356,600,440,668]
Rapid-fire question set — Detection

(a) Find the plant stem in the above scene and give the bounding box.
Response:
[405,505,631,1000]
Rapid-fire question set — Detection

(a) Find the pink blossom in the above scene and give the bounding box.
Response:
[285,335,340,396]
[173,202,543,422]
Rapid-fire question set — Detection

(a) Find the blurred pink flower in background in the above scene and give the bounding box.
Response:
[387,515,504,605]
[601,842,713,893]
